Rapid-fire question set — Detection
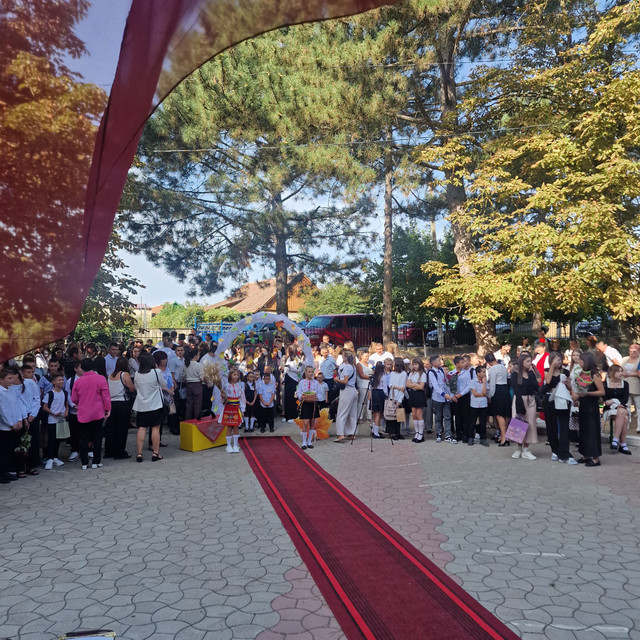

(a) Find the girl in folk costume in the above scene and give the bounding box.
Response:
[296,366,320,450]
[222,368,246,454]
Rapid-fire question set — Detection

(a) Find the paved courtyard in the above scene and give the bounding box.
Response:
[1,424,639,640]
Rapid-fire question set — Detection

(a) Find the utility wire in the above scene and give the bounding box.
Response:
[150,120,581,154]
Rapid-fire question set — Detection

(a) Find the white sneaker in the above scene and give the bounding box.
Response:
[551,453,558,461]
[45,459,53,470]
[96,463,103,468]
[232,445,240,453]
[226,445,233,453]
[521,449,537,460]
[287,419,295,423]
[91,464,97,469]
[512,448,522,459]
[52,458,64,467]
[68,452,78,462]
[88,451,94,459]
[560,458,578,465]
[282,418,287,423]
[82,465,87,470]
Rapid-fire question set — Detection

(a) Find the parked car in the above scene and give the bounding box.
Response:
[398,322,432,345]
[304,314,382,348]
[496,322,512,334]
[576,319,603,337]
[426,321,475,348]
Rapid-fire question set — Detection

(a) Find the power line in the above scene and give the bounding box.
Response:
[150,120,580,154]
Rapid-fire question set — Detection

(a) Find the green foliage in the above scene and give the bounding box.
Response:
[418,0,640,330]
[0,0,107,355]
[75,222,140,341]
[359,228,456,323]
[203,307,247,323]
[299,284,369,318]
[150,302,247,328]
[121,23,381,305]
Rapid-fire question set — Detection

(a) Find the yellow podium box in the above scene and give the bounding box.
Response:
[180,418,226,452]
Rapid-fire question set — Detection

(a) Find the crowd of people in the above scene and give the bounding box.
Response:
[0,327,637,485]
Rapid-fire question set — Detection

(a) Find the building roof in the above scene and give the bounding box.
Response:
[205,273,313,313]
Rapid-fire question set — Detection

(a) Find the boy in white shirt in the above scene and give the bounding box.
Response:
[256,370,276,433]
[42,373,68,470]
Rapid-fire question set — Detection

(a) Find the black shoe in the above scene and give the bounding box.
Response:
[576,457,590,464]
[269,428,274,433]
[468,438,474,446]
[426,430,433,434]
[307,444,314,449]
[396,434,405,440]
[479,439,490,447]
[372,433,384,439]
[619,446,632,455]
[169,429,180,436]
[585,459,601,467]
[301,445,307,450]
[260,428,266,433]
[6,473,18,482]
[411,437,418,443]
[159,442,168,447]
[0,474,10,484]
[113,452,131,460]
[610,442,619,450]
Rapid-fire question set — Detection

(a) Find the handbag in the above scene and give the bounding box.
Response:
[396,406,406,423]
[335,366,355,391]
[168,401,176,415]
[56,417,71,439]
[384,397,398,421]
[505,416,529,444]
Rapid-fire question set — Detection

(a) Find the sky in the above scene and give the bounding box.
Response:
[67,0,447,307]
[67,0,212,307]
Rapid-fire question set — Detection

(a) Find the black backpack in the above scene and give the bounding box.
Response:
[47,389,68,408]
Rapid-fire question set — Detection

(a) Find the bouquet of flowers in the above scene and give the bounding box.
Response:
[575,370,594,393]
[14,431,31,457]
[446,370,458,395]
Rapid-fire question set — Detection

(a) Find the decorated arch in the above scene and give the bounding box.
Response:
[215,312,313,374]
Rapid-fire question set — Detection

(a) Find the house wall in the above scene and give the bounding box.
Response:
[264,279,314,315]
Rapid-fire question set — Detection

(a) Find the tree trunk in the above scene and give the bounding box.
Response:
[532,312,543,332]
[430,211,437,245]
[620,319,640,343]
[272,193,289,316]
[274,233,288,316]
[382,148,394,345]
[437,30,497,354]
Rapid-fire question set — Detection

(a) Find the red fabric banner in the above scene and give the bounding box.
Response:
[1,0,396,360]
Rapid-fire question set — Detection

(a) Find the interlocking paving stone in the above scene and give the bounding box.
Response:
[3,424,640,639]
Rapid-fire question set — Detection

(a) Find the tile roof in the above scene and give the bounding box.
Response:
[205,273,309,313]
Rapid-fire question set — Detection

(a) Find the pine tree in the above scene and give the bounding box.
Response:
[121,25,380,315]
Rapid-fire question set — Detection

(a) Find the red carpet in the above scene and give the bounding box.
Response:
[242,437,518,640]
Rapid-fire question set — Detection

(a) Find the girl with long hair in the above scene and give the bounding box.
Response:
[571,351,605,466]
[510,353,540,460]
[105,357,135,459]
[406,358,427,443]
[222,368,245,454]
[296,365,320,449]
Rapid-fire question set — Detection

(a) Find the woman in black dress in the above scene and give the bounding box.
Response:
[571,351,605,467]
[604,364,631,454]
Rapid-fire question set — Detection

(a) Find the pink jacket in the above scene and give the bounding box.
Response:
[71,371,111,423]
